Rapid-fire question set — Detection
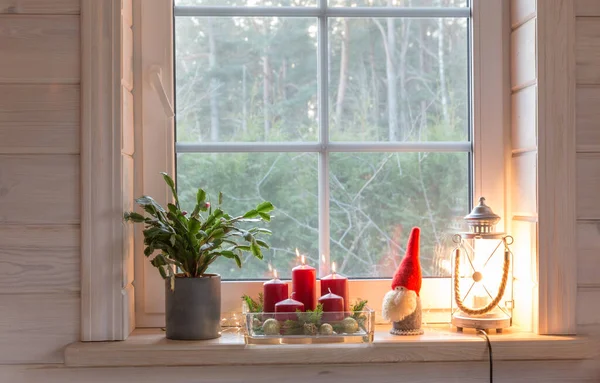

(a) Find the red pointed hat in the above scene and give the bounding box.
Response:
[391,227,422,295]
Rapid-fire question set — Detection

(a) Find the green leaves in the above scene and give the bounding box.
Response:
[250,239,262,260]
[161,172,180,209]
[124,212,145,223]
[124,173,275,280]
[256,201,274,213]
[243,209,259,219]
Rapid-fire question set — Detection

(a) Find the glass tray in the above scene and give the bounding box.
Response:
[243,309,375,345]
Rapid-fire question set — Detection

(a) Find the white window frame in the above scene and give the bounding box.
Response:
[81,0,578,340]
[131,0,508,328]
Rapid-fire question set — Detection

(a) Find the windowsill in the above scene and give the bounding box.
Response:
[64,325,593,367]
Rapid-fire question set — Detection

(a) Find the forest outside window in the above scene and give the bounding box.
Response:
[173,0,471,282]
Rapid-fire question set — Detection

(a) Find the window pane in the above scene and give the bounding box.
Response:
[328,17,468,142]
[175,17,318,143]
[177,153,318,279]
[176,0,317,6]
[329,152,469,278]
[329,0,467,7]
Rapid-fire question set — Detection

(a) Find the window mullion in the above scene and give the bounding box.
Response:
[318,0,330,278]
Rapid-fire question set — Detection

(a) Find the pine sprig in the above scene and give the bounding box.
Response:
[242,293,264,313]
[351,299,368,320]
[296,303,324,325]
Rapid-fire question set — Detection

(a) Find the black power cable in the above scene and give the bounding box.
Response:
[478,329,493,383]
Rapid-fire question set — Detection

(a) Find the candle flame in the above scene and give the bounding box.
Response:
[268,263,273,272]
[321,254,326,263]
[301,255,305,265]
[295,248,300,258]
[332,262,337,273]
[273,269,278,279]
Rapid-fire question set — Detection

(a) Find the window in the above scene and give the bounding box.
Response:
[174,0,469,281]
[136,0,505,326]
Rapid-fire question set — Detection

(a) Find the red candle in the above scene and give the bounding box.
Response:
[292,254,317,310]
[275,293,305,321]
[320,262,350,312]
[263,270,288,313]
[318,288,344,322]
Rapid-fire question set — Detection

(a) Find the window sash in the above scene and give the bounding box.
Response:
[173,3,472,278]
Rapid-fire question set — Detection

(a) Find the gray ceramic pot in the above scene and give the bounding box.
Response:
[165,274,221,340]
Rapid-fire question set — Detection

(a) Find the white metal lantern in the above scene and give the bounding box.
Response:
[451,197,514,333]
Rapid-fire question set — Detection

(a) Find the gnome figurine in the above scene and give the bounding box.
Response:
[382,227,424,335]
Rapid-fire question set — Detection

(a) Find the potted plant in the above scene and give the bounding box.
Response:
[125,173,273,340]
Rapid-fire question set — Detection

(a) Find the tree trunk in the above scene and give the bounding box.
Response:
[242,64,247,134]
[437,0,449,125]
[419,20,427,139]
[385,15,398,142]
[263,47,272,138]
[398,19,409,141]
[368,29,379,128]
[335,18,350,129]
[207,18,220,142]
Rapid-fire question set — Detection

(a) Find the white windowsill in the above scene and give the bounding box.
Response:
[64,325,593,367]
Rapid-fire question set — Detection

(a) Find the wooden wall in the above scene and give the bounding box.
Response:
[1,360,599,383]
[0,0,81,364]
[0,0,597,380]
[575,0,600,332]
[510,0,538,333]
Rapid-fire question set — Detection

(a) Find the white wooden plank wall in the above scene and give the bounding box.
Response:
[0,0,80,364]
[121,0,136,337]
[510,0,538,333]
[576,1,600,333]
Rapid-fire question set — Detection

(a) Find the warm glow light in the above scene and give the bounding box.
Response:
[321,254,326,263]
[332,262,337,274]
[268,263,273,272]
[273,269,278,279]
[295,248,300,258]
[301,255,305,265]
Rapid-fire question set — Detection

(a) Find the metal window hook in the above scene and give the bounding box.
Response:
[148,65,175,118]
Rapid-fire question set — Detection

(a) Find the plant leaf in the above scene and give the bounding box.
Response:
[256,201,274,213]
[188,217,201,235]
[218,191,223,205]
[258,212,271,221]
[243,210,259,218]
[135,196,166,213]
[220,250,235,259]
[256,239,270,249]
[234,254,242,268]
[250,239,262,259]
[160,172,180,208]
[124,212,145,222]
[167,203,178,216]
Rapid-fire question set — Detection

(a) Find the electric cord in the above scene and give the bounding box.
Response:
[478,329,493,383]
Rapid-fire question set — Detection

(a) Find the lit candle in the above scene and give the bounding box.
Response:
[292,250,317,310]
[275,292,305,321]
[318,288,344,322]
[320,262,349,312]
[263,269,288,314]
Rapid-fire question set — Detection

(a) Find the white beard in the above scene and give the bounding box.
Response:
[382,286,417,323]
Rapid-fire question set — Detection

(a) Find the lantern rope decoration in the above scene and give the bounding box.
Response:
[451,197,515,333]
[453,245,510,316]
